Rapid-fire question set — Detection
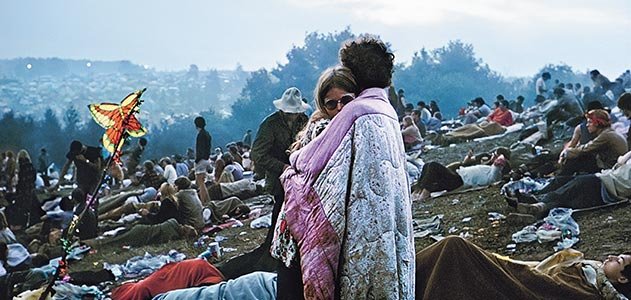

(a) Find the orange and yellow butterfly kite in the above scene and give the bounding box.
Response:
[88,88,147,158]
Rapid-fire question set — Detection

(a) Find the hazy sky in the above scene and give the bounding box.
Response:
[1,0,630,77]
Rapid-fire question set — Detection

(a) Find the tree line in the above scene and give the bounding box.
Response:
[0,28,592,167]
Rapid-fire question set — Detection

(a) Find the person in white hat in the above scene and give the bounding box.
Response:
[219,87,309,279]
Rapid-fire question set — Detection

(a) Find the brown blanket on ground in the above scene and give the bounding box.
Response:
[415,236,600,300]
[445,122,506,140]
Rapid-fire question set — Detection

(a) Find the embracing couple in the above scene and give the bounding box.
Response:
[271,36,415,299]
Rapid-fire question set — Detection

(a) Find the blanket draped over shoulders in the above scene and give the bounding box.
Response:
[281,88,415,299]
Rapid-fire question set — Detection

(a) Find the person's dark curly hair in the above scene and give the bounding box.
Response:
[339,35,394,90]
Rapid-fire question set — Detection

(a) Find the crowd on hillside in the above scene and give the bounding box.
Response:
[0,36,630,299]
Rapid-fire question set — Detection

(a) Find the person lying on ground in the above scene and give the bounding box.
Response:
[416,235,630,299]
[205,196,251,225]
[82,218,197,248]
[0,241,50,299]
[446,147,511,172]
[206,178,262,201]
[414,150,510,201]
[111,258,225,300]
[508,150,631,219]
[442,116,511,144]
[98,183,175,223]
[98,186,158,214]
[558,109,627,176]
[153,271,277,300]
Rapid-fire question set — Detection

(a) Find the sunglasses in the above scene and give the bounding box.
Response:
[324,94,354,110]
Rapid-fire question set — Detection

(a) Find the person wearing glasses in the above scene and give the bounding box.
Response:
[273,66,359,299]
[278,36,414,299]
[288,66,358,153]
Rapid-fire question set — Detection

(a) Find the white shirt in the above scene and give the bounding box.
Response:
[420,108,432,124]
[535,78,547,96]
[456,165,502,188]
[163,164,177,184]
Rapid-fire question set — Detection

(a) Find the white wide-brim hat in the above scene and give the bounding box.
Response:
[273,87,311,113]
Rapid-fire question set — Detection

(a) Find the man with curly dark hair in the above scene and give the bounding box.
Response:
[279,35,415,299]
[339,35,395,90]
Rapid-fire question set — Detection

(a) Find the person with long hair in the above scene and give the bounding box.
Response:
[272,65,359,299]
[14,150,43,227]
[277,36,414,299]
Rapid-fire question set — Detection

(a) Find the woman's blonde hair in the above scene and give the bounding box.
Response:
[159,182,177,199]
[290,66,358,153]
[17,149,31,162]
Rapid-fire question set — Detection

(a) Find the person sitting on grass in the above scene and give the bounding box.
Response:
[508,149,631,219]
[401,115,424,151]
[557,109,627,176]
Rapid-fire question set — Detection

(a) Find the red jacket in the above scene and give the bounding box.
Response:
[488,108,514,126]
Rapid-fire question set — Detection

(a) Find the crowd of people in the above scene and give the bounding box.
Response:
[0,36,630,299]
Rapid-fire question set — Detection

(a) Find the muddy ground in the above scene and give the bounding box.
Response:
[73,129,631,274]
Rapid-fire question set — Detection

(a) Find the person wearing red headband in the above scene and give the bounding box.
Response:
[558,109,627,175]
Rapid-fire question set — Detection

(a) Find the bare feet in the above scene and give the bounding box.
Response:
[419,189,431,202]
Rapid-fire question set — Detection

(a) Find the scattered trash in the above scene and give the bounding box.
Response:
[461,217,472,223]
[231,220,244,228]
[413,215,443,238]
[511,208,580,251]
[198,242,221,259]
[194,235,211,248]
[459,231,472,239]
[430,235,444,242]
[239,231,248,236]
[506,243,516,249]
[222,247,237,253]
[501,177,550,197]
[104,250,186,280]
[250,213,272,229]
[448,226,458,234]
[122,245,131,250]
[214,235,228,243]
[487,212,506,221]
[512,225,538,243]
[451,199,460,205]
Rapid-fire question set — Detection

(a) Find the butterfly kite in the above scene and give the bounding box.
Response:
[88,88,147,162]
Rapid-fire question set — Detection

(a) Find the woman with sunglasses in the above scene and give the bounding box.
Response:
[289,66,358,153]
[277,36,414,300]
[275,65,358,299]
